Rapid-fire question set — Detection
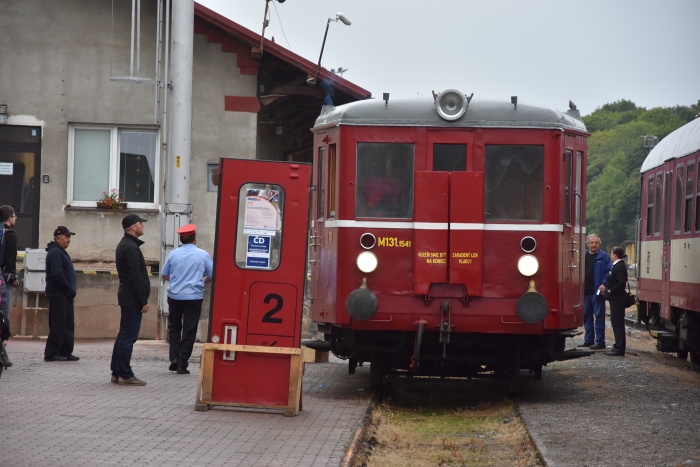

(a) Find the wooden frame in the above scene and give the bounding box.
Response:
[195,343,304,416]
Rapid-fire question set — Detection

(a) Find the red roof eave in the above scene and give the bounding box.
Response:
[194,3,372,100]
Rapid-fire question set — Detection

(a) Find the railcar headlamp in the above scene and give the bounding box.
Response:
[517,254,539,277]
[356,251,378,273]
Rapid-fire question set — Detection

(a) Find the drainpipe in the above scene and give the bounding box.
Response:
[159,0,194,339]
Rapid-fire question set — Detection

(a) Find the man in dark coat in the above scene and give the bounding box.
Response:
[44,226,78,361]
[110,213,150,385]
[600,246,628,356]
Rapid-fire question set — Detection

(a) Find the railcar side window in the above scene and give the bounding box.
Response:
[356,143,414,218]
[433,143,466,171]
[685,163,694,233]
[484,145,544,221]
[316,147,325,219]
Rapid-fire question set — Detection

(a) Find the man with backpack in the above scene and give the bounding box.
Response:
[0,205,19,324]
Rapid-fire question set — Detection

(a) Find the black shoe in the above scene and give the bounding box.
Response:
[604,350,624,356]
[63,355,80,362]
[169,360,178,371]
[177,367,190,375]
[44,355,68,362]
[580,342,593,348]
[589,343,606,350]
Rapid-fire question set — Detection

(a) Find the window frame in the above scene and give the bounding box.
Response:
[67,124,160,209]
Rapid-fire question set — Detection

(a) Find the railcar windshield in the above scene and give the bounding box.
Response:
[484,145,544,221]
[356,143,414,218]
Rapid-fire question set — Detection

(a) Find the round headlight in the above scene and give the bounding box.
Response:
[356,251,378,273]
[517,254,539,277]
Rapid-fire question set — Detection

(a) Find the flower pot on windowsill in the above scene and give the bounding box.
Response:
[96,201,127,213]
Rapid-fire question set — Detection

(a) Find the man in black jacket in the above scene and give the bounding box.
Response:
[600,246,628,356]
[110,214,150,385]
[44,226,78,362]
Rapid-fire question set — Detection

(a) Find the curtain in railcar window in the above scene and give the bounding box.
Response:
[484,145,543,221]
[356,143,414,218]
[684,163,694,233]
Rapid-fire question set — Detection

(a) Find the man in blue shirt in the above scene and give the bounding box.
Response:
[161,224,213,374]
[582,234,612,350]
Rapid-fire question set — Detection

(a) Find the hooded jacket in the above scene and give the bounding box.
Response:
[44,241,76,299]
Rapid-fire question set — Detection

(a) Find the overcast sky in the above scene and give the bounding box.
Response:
[198,0,699,117]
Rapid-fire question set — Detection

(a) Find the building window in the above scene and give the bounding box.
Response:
[68,125,159,208]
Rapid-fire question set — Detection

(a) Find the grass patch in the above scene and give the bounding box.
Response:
[353,378,543,467]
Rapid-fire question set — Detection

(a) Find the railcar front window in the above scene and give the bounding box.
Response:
[356,143,414,218]
[484,145,544,221]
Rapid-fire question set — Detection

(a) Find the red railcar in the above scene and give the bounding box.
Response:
[307,90,591,390]
[635,117,700,363]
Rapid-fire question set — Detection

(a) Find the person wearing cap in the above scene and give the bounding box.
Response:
[44,226,78,362]
[161,223,213,374]
[110,213,150,385]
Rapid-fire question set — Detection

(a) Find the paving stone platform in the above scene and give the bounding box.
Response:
[1,338,373,467]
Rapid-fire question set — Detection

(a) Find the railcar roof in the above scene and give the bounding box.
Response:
[640,117,700,172]
[313,97,587,132]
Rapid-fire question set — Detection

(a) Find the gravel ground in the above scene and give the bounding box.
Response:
[516,312,700,467]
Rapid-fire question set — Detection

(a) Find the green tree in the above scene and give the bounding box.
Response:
[583,101,698,251]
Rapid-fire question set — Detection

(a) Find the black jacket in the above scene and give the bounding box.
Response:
[116,234,150,308]
[44,241,77,299]
[1,223,18,282]
[605,260,628,301]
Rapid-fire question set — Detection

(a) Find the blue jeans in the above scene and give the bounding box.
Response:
[583,293,606,345]
[110,304,143,379]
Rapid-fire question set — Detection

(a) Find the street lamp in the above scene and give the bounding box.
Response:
[307,12,351,84]
[257,0,287,56]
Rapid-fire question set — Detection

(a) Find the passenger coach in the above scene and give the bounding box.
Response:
[306,90,591,390]
[636,116,700,364]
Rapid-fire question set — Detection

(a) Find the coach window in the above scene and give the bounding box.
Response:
[695,159,700,231]
[674,165,683,233]
[316,146,325,219]
[654,172,663,235]
[356,143,414,218]
[646,175,654,237]
[685,162,694,233]
[433,143,466,171]
[484,145,543,221]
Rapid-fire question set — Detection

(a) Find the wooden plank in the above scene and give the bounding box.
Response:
[195,344,304,416]
[201,343,302,355]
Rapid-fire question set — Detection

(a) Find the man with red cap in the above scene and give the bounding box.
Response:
[161,223,213,374]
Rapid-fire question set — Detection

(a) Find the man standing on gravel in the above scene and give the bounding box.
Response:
[582,234,611,350]
[111,213,150,386]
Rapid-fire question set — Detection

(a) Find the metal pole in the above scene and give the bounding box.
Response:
[160,0,194,339]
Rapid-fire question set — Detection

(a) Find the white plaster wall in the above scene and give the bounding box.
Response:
[0,0,258,263]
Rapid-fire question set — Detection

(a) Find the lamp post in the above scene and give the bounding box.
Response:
[258,0,286,56]
[307,12,351,84]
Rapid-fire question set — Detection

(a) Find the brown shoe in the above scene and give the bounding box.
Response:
[111,374,118,383]
[117,376,147,386]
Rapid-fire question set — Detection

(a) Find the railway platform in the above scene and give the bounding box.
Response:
[0,338,373,467]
